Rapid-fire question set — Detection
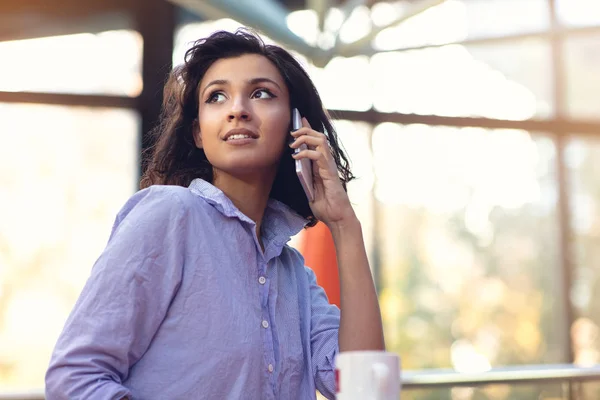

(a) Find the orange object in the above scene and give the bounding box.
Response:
[298,222,340,307]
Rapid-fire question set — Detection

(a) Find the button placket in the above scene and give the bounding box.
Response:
[258,260,276,383]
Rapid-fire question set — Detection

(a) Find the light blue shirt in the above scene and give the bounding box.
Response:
[46,178,340,400]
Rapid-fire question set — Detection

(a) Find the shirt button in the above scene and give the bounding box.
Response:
[268,364,274,373]
[258,276,266,285]
[262,320,269,329]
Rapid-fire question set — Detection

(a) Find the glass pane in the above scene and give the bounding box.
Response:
[403,384,565,400]
[371,39,553,119]
[373,0,550,50]
[0,103,139,390]
[582,382,600,399]
[334,120,374,240]
[309,56,372,111]
[373,124,563,370]
[174,20,245,66]
[173,20,281,67]
[0,30,143,96]
[564,34,600,120]
[567,137,600,366]
[556,0,600,27]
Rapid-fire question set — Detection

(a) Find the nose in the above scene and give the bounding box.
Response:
[228,98,251,122]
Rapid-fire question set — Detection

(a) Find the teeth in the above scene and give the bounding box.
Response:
[227,134,252,140]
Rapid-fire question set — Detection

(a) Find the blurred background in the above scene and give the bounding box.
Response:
[1,0,600,399]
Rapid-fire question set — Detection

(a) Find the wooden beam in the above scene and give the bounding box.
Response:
[0,91,137,108]
[329,109,600,135]
[134,0,176,178]
[0,0,136,42]
[549,0,576,372]
[1,91,598,138]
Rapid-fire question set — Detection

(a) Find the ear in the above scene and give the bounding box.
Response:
[192,119,203,149]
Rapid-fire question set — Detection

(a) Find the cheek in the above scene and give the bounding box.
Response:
[198,111,219,141]
[262,107,290,144]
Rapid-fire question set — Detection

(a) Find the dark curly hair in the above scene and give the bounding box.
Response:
[140,28,353,226]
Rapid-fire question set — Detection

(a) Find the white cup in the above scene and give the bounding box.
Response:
[335,351,401,400]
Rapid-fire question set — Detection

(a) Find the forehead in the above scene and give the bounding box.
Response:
[200,53,286,87]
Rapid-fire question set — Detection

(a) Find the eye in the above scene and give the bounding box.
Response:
[251,88,275,99]
[206,91,226,104]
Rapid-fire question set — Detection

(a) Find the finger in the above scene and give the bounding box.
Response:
[290,127,326,139]
[292,149,338,180]
[291,148,322,162]
[292,148,336,169]
[290,134,335,167]
[290,128,312,138]
[289,134,328,150]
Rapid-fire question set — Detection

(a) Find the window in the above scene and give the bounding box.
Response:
[371,39,553,119]
[564,34,600,120]
[373,0,550,50]
[556,0,600,28]
[372,125,562,371]
[0,103,138,389]
[0,30,143,96]
[567,137,600,367]
[334,119,375,249]
[310,56,372,112]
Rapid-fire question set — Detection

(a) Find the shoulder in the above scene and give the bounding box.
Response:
[115,185,197,228]
[281,244,306,266]
[123,184,188,211]
[281,245,318,282]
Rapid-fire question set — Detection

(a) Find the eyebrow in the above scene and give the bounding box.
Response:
[200,77,282,97]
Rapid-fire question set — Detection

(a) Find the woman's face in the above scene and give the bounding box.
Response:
[195,53,291,181]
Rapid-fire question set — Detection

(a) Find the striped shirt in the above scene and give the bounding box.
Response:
[45,178,340,400]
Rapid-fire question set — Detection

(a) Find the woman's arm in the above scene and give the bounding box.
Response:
[329,215,385,352]
[301,215,384,400]
[45,188,186,400]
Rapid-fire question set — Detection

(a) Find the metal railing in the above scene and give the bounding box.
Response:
[401,364,600,399]
[400,364,600,400]
[0,392,43,400]
[3,364,600,400]
[402,364,600,389]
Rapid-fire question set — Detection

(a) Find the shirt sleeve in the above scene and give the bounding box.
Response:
[305,266,340,400]
[45,187,187,400]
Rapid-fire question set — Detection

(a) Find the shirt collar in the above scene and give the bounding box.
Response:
[188,178,309,245]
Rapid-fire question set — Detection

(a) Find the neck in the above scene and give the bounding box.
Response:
[212,170,276,245]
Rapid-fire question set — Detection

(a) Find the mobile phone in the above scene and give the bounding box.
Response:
[292,108,315,202]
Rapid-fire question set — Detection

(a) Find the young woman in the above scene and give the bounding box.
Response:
[45,29,384,400]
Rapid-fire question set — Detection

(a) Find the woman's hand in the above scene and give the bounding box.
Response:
[289,117,356,227]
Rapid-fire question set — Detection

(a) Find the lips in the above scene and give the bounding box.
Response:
[223,128,259,141]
